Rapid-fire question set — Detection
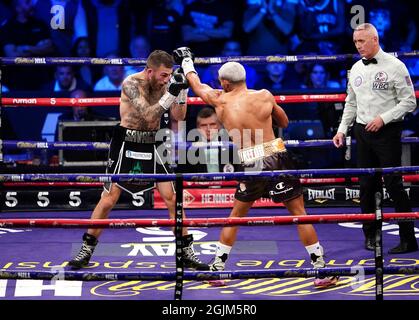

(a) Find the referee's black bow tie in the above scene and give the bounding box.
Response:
[362,58,377,65]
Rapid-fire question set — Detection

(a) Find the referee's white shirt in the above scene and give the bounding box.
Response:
[337,48,417,136]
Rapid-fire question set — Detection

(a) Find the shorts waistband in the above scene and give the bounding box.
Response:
[116,125,157,144]
[238,138,286,164]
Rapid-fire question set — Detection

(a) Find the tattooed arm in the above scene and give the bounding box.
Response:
[120,77,166,130]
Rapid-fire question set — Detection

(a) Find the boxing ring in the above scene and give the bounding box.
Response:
[1,53,419,301]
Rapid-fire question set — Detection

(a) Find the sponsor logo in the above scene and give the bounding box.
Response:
[109,58,123,65]
[75,176,95,182]
[266,56,286,62]
[383,188,410,200]
[269,187,294,196]
[32,58,46,64]
[12,98,37,104]
[208,57,222,63]
[93,142,110,150]
[285,55,298,62]
[125,150,152,160]
[91,58,109,64]
[275,182,285,190]
[14,58,39,64]
[0,175,23,182]
[345,188,360,203]
[345,188,360,200]
[182,190,195,206]
[307,188,335,202]
[36,142,48,149]
[17,142,37,148]
[202,193,235,204]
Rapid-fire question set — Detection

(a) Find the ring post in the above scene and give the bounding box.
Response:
[174,173,184,300]
[374,190,384,301]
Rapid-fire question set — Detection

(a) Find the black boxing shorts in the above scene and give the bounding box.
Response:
[235,138,303,203]
[104,125,173,195]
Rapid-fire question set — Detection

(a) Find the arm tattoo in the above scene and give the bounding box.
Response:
[122,79,141,101]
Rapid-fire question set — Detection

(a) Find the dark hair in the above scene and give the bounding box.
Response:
[146,50,174,69]
[71,37,91,57]
[197,107,216,122]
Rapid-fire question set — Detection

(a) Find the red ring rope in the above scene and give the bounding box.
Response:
[0,212,417,228]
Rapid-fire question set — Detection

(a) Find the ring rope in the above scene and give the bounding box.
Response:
[3,174,419,188]
[0,212,417,228]
[0,266,418,282]
[1,51,418,66]
[1,166,419,183]
[2,91,419,106]
[3,137,419,151]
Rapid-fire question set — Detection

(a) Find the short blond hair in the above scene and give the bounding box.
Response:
[218,62,246,83]
[355,23,379,38]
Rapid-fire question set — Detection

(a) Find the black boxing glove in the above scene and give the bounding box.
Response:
[159,68,189,110]
[172,47,195,64]
[173,47,197,75]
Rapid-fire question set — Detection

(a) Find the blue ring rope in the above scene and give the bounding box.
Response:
[0,266,417,281]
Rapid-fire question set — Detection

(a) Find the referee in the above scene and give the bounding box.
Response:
[333,23,418,254]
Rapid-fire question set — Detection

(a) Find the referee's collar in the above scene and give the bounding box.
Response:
[371,48,385,62]
[361,48,384,65]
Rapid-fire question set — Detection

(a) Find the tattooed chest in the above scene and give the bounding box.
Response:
[121,77,166,130]
[122,98,163,130]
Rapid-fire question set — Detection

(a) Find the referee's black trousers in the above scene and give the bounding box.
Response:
[354,122,416,243]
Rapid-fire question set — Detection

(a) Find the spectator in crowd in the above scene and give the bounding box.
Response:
[82,0,131,57]
[196,107,234,172]
[301,63,340,89]
[301,63,342,138]
[293,0,345,55]
[242,0,298,55]
[146,0,184,52]
[342,0,417,53]
[177,107,237,174]
[44,65,91,93]
[71,36,98,87]
[125,35,150,76]
[0,0,13,27]
[57,89,114,124]
[0,0,55,90]
[33,0,88,56]
[199,40,258,91]
[181,0,235,57]
[57,89,97,122]
[256,62,299,92]
[93,53,125,91]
